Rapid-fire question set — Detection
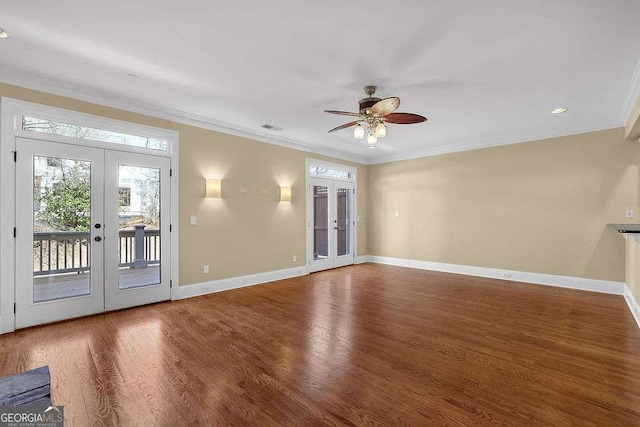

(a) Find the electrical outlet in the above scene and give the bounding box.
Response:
[292,255,297,263]
[240,187,248,194]
[190,216,197,226]
[503,272,512,279]
[203,265,209,274]
[626,209,634,219]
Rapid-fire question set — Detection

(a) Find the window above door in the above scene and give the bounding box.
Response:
[22,115,168,151]
[3,98,177,157]
[307,159,356,183]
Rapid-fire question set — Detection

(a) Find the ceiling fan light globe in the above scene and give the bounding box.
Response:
[353,124,365,140]
[367,133,378,144]
[376,123,387,137]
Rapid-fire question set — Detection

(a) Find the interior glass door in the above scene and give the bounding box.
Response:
[104,150,171,310]
[334,183,354,268]
[308,178,354,272]
[15,138,105,329]
[15,138,172,328]
[309,179,332,272]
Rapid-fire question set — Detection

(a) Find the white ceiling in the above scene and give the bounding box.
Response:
[1,0,639,164]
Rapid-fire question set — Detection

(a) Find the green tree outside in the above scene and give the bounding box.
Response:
[35,160,91,231]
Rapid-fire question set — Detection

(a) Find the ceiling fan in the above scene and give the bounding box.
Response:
[325,85,427,147]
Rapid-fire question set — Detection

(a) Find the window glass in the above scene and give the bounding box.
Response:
[309,166,351,180]
[22,116,167,151]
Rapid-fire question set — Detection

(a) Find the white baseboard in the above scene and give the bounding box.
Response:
[177,266,309,300]
[355,255,369,264]
[624,285,640,328]
[361,255,625,295]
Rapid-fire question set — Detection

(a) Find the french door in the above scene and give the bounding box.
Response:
[307,178,355,273]
[15,138,171,328]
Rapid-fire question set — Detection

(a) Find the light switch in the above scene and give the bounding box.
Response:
[203,265,209,274]
[190,216,197,226]
[240,187,248,194]
[395,211,400,218]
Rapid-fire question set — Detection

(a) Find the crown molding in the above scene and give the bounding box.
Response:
[0,65,629,167]
[368,119,624,165]
[0,66,369,165]
[620,57,640,123]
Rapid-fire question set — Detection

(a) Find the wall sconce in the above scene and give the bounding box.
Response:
[279,186,292,202]
[205,178,222,198]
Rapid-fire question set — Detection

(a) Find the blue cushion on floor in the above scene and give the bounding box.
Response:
[0,366,51,407]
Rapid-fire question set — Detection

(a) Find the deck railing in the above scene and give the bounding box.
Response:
[33,228,160,276]
[118,228,160,267]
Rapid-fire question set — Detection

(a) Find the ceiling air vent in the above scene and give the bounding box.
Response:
[261,124,284,131]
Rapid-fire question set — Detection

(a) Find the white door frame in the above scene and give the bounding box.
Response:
[305,158,357,272]
[0,98,179,334]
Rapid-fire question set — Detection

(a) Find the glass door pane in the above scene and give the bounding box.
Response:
[104,150,171,312]
[33,156,92,302]
[117,165,161,289]
[313,185,329,260]
[336,187,351,257]
[16,138,105,329]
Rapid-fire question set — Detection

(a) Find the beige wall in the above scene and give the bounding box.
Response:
[0,83,368,286]
[626,94,640,141]
[178,129,368,285]
[625,93,640,303]
[368,128,640,283]
[625,237,640,301]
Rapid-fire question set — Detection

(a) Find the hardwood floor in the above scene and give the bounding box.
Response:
[1,264,640,425]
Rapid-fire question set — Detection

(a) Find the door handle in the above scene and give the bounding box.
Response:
[94,223,102,229]
[94,236,102,242]
[334,227,338,230]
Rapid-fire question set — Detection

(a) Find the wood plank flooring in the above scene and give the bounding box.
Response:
[1,264,640,425]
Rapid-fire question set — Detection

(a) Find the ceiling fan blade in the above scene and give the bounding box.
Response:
[384,112,427,124]
[371,97,400,116]
[324,110,362,117]
[328,121,360,133]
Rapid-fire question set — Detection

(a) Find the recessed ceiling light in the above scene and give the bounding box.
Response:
[368,145,376,149]
[0,29,9,39]
[551,108,568,114]
[127,73,138,79]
